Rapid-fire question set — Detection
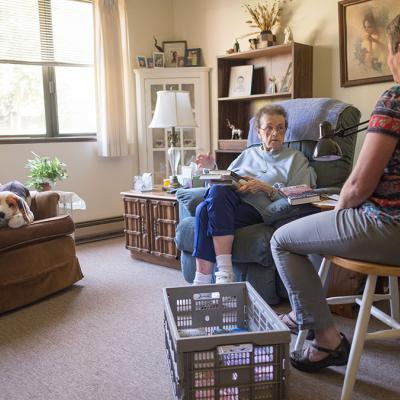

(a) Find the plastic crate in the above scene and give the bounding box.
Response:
[163,282,291,400]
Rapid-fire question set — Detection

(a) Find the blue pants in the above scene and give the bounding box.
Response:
[192,185,263,263]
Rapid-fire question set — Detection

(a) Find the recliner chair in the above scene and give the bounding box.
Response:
[175,98,361,304]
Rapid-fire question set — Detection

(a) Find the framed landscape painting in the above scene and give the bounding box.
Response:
[339,0,397,87]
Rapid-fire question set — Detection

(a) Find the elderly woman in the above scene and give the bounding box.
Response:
[271,14,400,372]
[193,104,317,285]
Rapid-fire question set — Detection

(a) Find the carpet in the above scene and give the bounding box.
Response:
[0,238,398,400]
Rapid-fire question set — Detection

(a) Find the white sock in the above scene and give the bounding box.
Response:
[216,254,233,273]
[193,271,213,285]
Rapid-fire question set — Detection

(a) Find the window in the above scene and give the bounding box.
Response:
[0,0,96,138]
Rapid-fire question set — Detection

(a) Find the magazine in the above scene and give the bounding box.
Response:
[278,184,320,205]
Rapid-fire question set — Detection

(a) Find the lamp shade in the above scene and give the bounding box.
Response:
[149,90,198,128]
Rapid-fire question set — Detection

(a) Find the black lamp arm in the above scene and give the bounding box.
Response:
[335,119,369,137]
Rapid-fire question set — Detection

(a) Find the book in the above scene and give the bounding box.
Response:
[278,184,320,205]
[200,170,247,186]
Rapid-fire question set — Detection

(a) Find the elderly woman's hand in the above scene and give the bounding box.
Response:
[195,152,216,170]
[237,178,275,197]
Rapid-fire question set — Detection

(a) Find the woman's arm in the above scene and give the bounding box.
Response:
[336,133,398,209]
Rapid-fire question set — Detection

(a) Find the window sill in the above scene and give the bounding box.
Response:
[0,136,97,144]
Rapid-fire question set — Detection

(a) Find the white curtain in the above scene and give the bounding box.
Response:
[93,0,136,157]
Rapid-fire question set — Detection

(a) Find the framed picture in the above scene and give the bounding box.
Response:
[137,56,147,68]
[185,48,201,67]
[147,57,154,69]
[177,56,185,67]
[338,0,396,87]
[162,40,187,67]
[153,52,165,68]
[228,65,253,97]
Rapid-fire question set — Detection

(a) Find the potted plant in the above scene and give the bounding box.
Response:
[26,152,68,191]
[243,0,291,47]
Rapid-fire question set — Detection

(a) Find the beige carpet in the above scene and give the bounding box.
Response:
[0,238,398,400]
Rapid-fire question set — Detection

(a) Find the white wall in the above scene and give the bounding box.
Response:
[172,0,395,156]
[0,0,174,223]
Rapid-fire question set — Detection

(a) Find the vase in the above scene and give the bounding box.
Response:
[39,182,52,191]
[258,30,276,48]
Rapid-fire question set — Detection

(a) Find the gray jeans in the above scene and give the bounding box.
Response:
[270,208,400,330]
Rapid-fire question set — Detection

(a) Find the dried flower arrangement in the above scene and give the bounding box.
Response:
[243,0,292,33]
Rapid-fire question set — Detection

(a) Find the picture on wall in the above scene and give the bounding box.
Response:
[162,41,187,67]
[339,0,397,87]
[228,65,253,97]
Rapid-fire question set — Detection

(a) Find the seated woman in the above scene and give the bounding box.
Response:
[193,104,317,285]
[271,14,400,373]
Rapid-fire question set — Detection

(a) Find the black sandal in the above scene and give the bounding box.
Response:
[278,313,315,340]
[290,332,351,373]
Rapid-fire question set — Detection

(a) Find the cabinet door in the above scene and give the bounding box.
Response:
[148,199,179,259]
[123,197,150,253]
[145,78,201,184]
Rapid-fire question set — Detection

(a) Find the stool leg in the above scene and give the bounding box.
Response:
[388,276,399,321]
[294,258,332,352]
[341,274,377,400]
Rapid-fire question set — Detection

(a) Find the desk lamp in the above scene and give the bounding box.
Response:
[149,90,197,188]
[313,119,370,161]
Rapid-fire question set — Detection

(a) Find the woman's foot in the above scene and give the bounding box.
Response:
[278,312,315,340]
[290,332,350,373]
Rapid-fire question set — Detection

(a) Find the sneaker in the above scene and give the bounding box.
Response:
[215,270,235,284]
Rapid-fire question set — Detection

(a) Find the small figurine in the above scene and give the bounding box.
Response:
[226,119,242,140]
[267,76,277,94]
[233,39,240,53]
[283,27,293,44]
[249,38,258,50]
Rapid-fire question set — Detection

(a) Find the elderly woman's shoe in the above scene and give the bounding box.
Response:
[290,332,350,373]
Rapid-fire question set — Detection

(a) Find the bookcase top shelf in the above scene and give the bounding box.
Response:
[218,92,291,102]
[217,42,306,60]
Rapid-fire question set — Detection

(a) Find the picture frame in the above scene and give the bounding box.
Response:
[185,48,201,67]
[147,57,154,69]
[338,0,396,87]
[153,52,165,68]
[162,40,187,67]
[228,65,253,97]
[136,56,147,68]
[177,56,185,68]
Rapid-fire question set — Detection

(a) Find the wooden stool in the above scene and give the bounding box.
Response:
[295,256,400,400]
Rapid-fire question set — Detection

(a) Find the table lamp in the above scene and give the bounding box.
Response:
[313,119,369,161]
[149,90,197,188]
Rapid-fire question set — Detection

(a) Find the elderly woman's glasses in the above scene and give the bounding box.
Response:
[258,125,285,135]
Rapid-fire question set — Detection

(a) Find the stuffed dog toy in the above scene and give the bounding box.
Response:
[0,180,34,228]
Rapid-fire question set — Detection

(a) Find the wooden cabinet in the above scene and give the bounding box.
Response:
[216,42,313,168]
[122,190,180,269]
[134,67,211,184]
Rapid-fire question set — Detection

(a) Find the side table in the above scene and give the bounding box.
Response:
[121,189,180,269]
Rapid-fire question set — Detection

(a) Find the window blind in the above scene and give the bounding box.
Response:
[0,0,93,65]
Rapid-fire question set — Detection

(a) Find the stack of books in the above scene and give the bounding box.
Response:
[200,170,247,187]
[278,184,320,205]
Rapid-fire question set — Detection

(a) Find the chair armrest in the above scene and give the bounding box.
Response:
[30,191,60,220]
[0,215,74,253]
[176,187,207,218]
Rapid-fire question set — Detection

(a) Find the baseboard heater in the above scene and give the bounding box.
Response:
[74,216,124,244]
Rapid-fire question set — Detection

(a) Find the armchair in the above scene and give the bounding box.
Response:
[175,98,361,305]
[0,191,83,313]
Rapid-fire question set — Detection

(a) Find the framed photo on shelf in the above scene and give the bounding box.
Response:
[177,56,185,67]
[153,52,165,68]
[162,40,187,67]
[338,0,396,87]
[147,57,154,68]
[228,65,253,97]
[185,48,201,66]
[136,56,147,68]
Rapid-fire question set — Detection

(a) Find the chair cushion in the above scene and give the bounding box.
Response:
[0,215,75,252]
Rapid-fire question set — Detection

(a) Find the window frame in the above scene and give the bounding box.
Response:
[0,0,96,142]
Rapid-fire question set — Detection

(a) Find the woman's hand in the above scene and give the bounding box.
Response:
[237,178,275,196]
[195,152,216,170]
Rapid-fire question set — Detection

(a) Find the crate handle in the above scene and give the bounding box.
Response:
[217,343,253,355]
